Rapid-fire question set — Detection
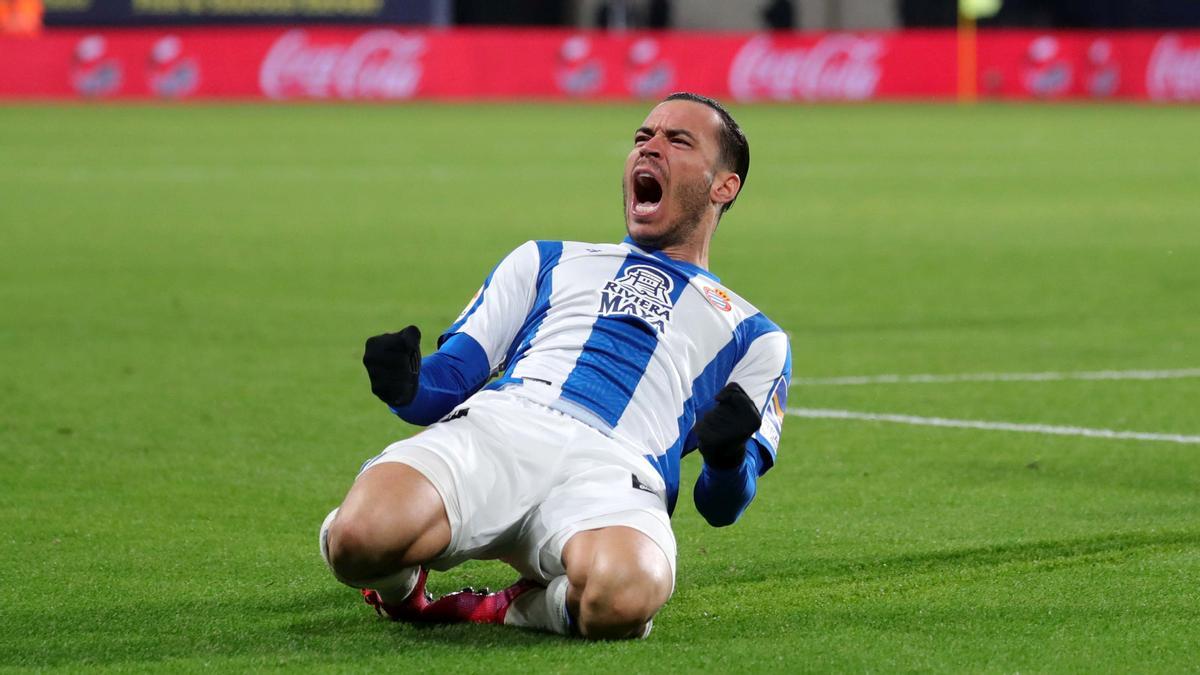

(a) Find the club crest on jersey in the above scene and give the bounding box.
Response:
[703,286,732,312]
[599,264,675,332]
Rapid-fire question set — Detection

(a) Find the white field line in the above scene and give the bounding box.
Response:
[787,408,1200,445]
[793,368,1200,387]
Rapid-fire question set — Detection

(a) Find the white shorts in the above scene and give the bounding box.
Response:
[359,389,677,587]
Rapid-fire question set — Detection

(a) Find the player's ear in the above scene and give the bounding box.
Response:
[711,171,741,208]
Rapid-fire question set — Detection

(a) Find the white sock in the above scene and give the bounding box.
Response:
[319,507,421,602]
[319,508,340,576]
[370,566,422,604]
[503,575,571,635]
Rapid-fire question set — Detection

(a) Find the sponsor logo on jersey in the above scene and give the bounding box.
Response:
[598,265,675,332]
[703,286,732,312]
[760,375,788,448]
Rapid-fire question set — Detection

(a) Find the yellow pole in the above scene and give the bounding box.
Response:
[957,10,977,103]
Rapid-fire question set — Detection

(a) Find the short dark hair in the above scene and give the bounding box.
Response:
[662,91,750,213]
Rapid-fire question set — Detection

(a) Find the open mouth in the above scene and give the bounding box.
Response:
[631,170,663,217]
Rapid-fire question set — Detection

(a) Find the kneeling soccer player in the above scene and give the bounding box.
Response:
[319,92,791,639]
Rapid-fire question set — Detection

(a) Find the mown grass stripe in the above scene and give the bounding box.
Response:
[789,407,1200,444]
[793,368,1200,387]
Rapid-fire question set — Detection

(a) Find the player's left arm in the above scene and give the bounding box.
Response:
[365,241,540,426]
[693,330,791,527]
[363,327,492,426]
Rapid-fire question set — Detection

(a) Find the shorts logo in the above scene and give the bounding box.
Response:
[438,408,469,423]
[631,473,658,495]
[598,264,675,332]
[703,286,732,312]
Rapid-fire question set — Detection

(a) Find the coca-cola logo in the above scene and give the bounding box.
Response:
[1147,35,1200,101]
[259,30,425,100]
[728,35,883,102]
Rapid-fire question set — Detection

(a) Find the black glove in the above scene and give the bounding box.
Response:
[696,383,762,470]
[363,325,422,408]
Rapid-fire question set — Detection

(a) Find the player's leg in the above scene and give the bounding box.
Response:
[500,426,678,638]
[500,502,676,639]
[560,525,673,639]
[323,462,451,586]
[320,392,558,614]
[434,522,673,638]
[318,461,451,616]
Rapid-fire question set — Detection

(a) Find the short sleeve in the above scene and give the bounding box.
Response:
[726,330,791,469]
[440,240,540,373]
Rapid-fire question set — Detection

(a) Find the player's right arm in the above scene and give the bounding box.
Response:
[362,241,541,425]
[691,328,791,527]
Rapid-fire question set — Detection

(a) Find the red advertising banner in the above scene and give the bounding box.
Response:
[1,27,1198,102]
[976,31,1200,101]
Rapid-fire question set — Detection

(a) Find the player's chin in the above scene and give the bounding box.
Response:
[626,212,661,235]
[626,216,674,248]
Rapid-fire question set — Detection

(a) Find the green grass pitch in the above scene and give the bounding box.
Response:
[2,102,1198,671]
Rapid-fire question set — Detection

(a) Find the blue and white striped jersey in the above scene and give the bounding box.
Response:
[437,238,792,510]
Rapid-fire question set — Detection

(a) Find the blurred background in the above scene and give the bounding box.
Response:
[2,0,1200,102]
[7,0,1200,31]
[3,1,1200,672]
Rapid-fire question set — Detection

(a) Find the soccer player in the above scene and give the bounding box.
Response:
[319,92,791,640]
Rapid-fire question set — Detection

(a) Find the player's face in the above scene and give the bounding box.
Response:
[623,100,725,250]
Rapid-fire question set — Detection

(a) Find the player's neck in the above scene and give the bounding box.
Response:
[659,238,709,270]
[626,212,717,270]
[660,214,717,270]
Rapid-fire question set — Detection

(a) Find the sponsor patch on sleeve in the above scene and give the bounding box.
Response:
[758,375,788,449]
[455,285,484,322]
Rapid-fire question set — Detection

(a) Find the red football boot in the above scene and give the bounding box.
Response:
[361,567,432,622]
[420,578,543,624]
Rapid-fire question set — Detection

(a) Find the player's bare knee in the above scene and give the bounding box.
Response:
[577,575,665,638]
[325,514,410,583]
[575,555,671,638]
[324,516,373,581]
[578,582,660,639]
[564,527,673,638]
[326,462,450,582]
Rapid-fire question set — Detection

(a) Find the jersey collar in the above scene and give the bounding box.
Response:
[620,236,721,283]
